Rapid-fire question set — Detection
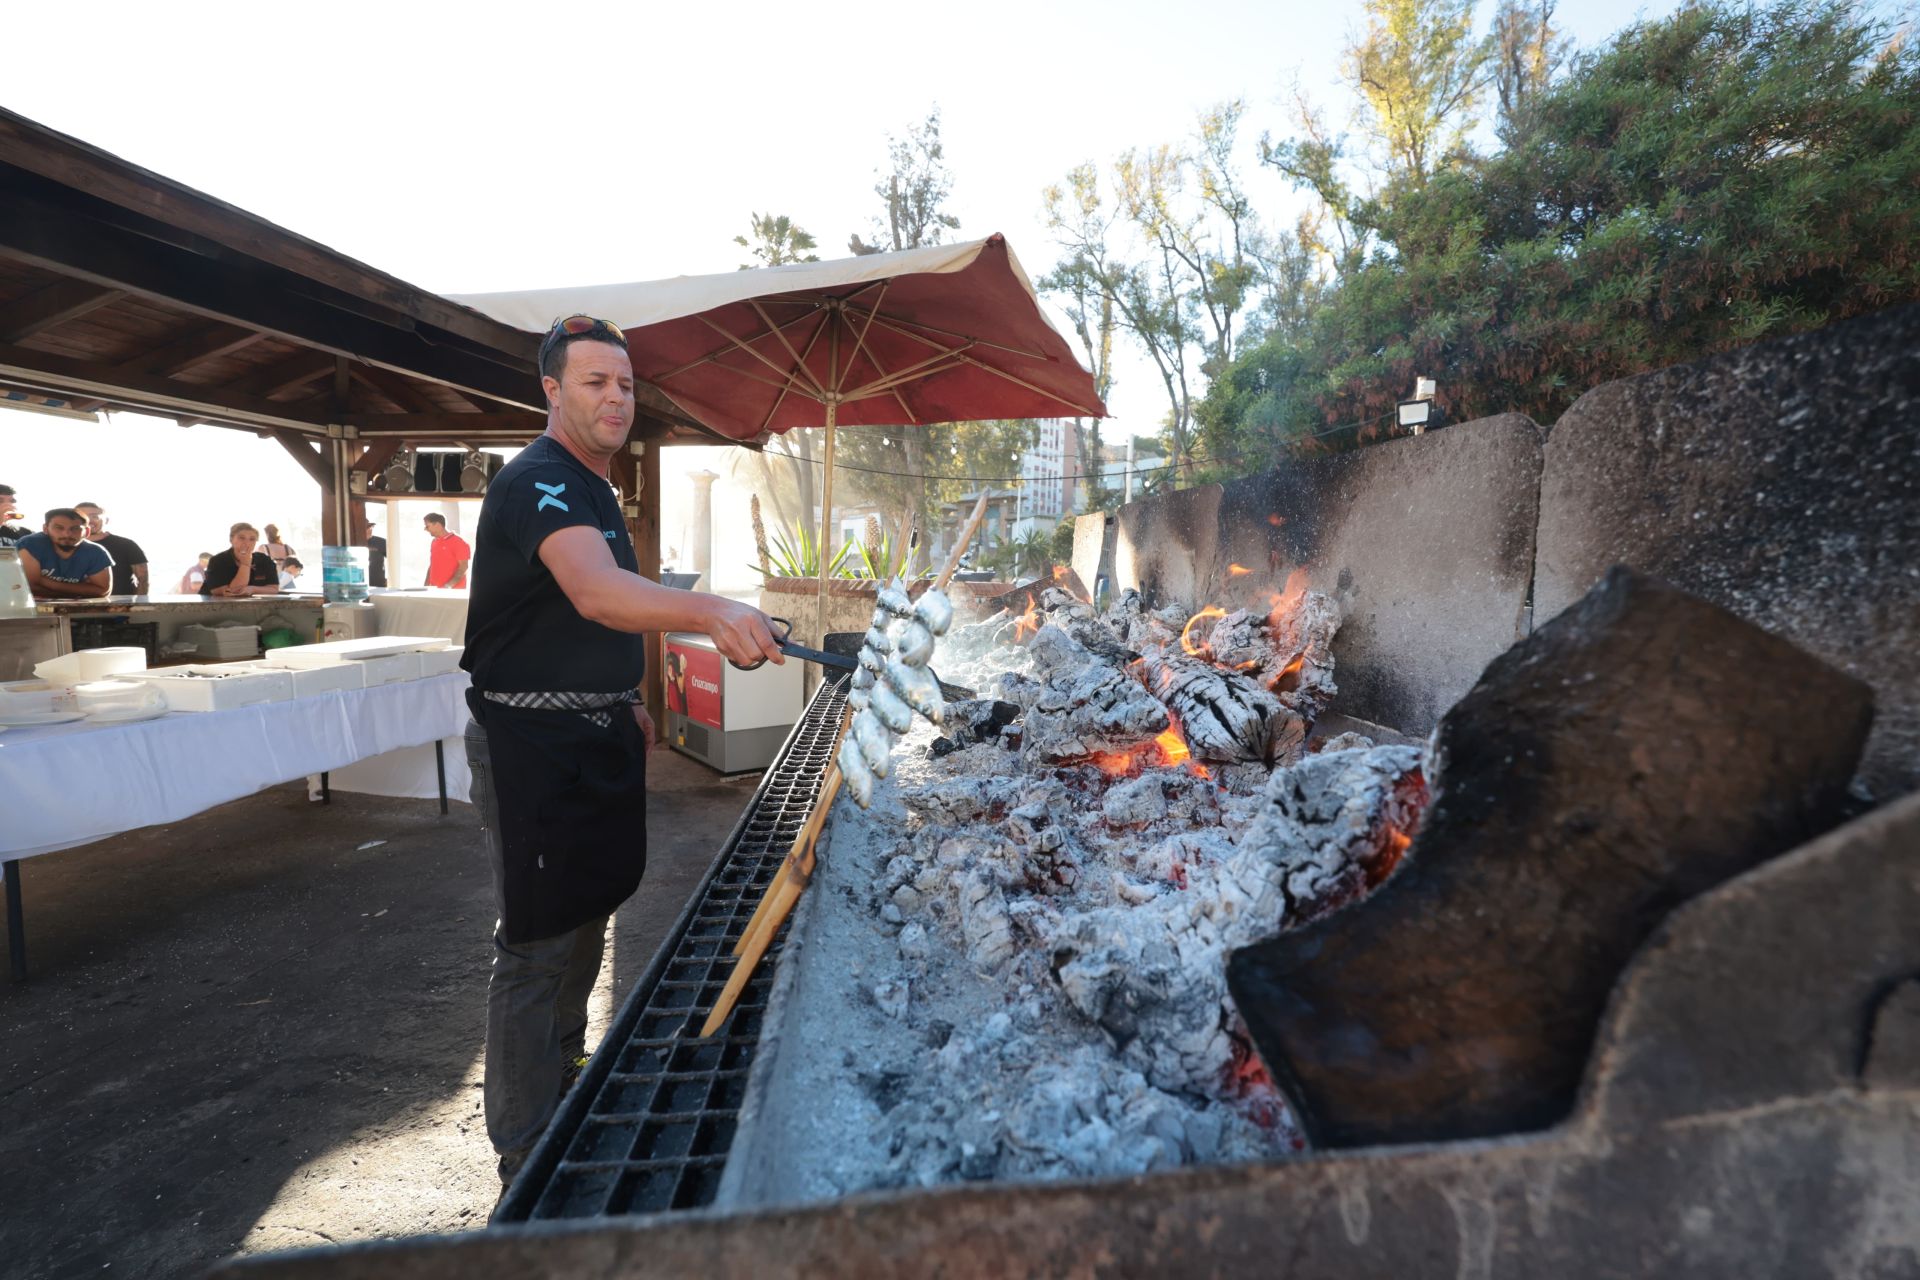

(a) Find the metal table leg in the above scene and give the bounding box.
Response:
[5,859,24,982]
[435,740,448,816]
[320,771,331,804]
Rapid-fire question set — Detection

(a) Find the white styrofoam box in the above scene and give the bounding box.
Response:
[180,623,260,658]
[260,635,449,668]
[354,653,419,687]
[414,646,463,677]
[123,664,295,711]
[0,679,62,715]
[225,660,363,697]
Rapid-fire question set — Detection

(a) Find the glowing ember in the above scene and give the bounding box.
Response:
[1269,653,1306,692]
[1227,563,1253,577]
[1179,605,1228,657]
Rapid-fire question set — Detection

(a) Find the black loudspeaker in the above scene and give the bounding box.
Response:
[413,453,439,492]
[440,453,463,493]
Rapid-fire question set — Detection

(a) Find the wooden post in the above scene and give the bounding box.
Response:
[625,436,666,746]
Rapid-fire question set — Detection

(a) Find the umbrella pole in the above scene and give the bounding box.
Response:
[816,397,837,656]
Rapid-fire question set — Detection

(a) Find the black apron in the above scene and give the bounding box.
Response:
[468,689,649,944]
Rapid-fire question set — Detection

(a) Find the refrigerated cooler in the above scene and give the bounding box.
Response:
[662,631,804,773]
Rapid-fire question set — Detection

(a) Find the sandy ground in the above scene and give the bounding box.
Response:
[0,750,757,1280]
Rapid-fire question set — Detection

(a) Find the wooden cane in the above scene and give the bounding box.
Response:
[732,711,851,957]
[701,766,844,1038]
[934,493,990,592]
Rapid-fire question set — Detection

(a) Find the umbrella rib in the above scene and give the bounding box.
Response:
[840,280,890,401]
[758,319,831,434]
[750,299,831,401]
[841,306,1055,363]
[954,353,1103,417]
[652,306,817,382]
[839,348,973,405]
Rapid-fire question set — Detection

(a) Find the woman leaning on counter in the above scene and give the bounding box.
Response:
[200,522,281,597]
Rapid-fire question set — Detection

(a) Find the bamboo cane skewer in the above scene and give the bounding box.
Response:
[733,711,851,957]
[701,766,843,1038]
[702,493,986,1039]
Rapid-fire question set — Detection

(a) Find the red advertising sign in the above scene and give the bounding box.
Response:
[665,640,724,730]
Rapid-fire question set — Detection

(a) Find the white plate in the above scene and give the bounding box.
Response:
[0,709,86,726]
[83,704,171,725]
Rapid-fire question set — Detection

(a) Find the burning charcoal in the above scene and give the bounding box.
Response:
[1008,626,1171,763]
[1265,591,1340,718]
[1228,568,1875,1150]
[1217,745,1426,932]
[1138,654,1303,764]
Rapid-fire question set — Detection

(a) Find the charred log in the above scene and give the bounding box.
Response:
[1228,567,1875,1150]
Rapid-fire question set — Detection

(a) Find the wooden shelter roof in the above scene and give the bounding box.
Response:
[0,107,719,469]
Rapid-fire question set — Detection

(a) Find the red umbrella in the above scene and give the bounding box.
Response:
[457,234,1105,619]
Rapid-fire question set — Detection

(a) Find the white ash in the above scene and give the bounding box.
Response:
[728,584,1434,1206]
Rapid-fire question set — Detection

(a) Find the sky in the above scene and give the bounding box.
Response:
[1,0,1684,590]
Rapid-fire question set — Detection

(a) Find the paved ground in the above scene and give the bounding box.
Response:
[0,750,758,1280]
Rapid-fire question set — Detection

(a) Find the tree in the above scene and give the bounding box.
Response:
[1491,0,1573,147]
[1344,0,1491,186]
[1201,0,1920,461]
[735,213,819,270]
[850,107,962,256]
[837,108,969,568]
[1043,103,1286,489]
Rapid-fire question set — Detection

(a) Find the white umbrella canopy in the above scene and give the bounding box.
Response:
[454,234,1105,623]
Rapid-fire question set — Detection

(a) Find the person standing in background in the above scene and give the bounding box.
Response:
[262,523,294,562]
[356,514,388,588]
[278,557,304,591]
[424,512,471,588]
[178,552,212,594]
[73,502,149,596]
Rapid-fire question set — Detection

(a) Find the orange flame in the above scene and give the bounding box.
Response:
[1227,563,1253,578]
[1268,652,1306,692]
[1265,568,1311,630]
[1179,606,1227,657]
[1013,597,1041,642]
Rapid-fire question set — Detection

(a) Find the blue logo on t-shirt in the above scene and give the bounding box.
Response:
[534,481,569,513]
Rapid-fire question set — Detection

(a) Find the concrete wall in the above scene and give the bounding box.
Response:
[1115,413,1543,734]
[1114,303,1920,797]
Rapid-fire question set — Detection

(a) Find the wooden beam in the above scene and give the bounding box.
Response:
[0,173,546,411]
[0,338,329,431]
[0,107,545,360]
[347,363,450,416]
[350,438,404,476]
[270,429,330,488]
[341,411,544,434]
[222,351,337,401]
[634,440,664,744]
[116,323,266,378]
[0,279,126,342]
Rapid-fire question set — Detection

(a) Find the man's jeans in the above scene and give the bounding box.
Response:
[464,719,608,1183]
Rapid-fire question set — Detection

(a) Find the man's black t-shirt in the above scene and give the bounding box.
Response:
[0,524,28,548]
[92,533,147,596]
[462,435,645,693]
[200,549,278,594]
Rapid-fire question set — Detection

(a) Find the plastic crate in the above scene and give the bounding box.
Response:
[69,618,158,666]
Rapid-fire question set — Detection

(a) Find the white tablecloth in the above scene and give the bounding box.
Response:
[0,673,473,860]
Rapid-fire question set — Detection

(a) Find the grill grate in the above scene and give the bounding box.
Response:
[496,676,848,1222]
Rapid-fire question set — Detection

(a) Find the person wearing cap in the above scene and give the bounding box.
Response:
[461,313,784,1194]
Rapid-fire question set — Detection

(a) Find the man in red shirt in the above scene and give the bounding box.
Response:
[424,512,472,588]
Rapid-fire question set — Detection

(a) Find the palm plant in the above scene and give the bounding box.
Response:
[749,523,853,580]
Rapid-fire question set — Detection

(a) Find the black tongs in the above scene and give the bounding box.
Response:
[731,616,974,700]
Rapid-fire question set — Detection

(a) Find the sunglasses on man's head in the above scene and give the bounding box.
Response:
[548,314,625,342]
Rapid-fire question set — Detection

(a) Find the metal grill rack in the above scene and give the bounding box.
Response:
[495,676,848,1222]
